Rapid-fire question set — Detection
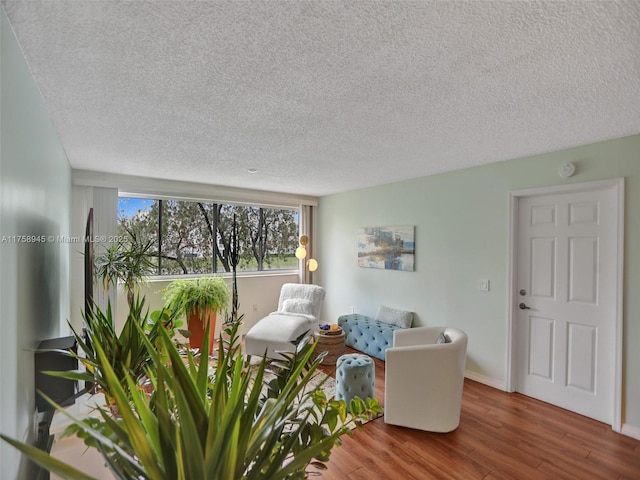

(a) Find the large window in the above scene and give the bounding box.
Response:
[118,197,299,275]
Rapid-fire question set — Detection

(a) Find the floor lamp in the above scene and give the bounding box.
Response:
[296,234,318,283]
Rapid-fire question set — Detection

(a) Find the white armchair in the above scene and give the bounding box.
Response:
[244,283,326,360]
[384,326,468,432]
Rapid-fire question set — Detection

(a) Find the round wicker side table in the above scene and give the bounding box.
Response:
[315,329,346,366]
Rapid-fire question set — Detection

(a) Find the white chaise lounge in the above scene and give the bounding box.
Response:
[244,283,326,360]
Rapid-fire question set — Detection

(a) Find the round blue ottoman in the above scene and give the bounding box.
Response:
[336,353,375,410]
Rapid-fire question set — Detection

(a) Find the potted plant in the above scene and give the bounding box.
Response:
[2,320,382,480]
[220,214,244,352]
[163,276,231,352]
[45,295,177,414]
[94,226,155,306]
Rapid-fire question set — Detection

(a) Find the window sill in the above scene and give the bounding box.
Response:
[143,269,299,283]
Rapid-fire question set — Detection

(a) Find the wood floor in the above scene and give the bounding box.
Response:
[312,348,640,480]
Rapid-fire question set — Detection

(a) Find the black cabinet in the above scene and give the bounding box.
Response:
[34,336,77,412]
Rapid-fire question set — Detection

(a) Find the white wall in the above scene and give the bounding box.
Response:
[69,186,119,330]
[0,9,72,479]
[316,135,640,434]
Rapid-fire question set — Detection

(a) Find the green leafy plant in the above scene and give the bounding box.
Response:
[163,276,231,320]
[260,331,382,471]
[94,226,155,306]
[2,317,381,479]
[164,276,231,350]
[47,295,177,406]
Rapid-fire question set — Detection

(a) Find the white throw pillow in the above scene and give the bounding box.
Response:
[376,305,414,328]
[282,298,314,316]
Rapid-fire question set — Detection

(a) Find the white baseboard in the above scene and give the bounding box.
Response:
[464,370,506,391]
[620,423,640,440]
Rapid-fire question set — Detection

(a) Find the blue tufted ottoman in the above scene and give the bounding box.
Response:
[336,353,375,410]
[338,314,404,360]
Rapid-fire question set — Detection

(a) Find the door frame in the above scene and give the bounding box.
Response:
[506,178,625,431]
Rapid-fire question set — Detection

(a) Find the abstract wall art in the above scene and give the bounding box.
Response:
[357,225,415,271]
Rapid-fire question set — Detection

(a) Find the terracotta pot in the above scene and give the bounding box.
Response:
[187,306,217,353]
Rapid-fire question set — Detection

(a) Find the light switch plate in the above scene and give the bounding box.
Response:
[478,279,490,292]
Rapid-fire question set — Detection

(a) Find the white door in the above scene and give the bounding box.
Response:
[515,183,621,424]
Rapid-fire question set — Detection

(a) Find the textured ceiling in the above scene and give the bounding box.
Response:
[3,1,640,197]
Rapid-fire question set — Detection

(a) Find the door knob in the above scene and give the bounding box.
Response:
[519,303,531,310]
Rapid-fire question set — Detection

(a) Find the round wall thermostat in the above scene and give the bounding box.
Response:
[558,163,576,179]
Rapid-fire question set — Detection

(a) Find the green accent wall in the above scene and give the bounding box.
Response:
[1,9,72,479]
[316,135,640,432]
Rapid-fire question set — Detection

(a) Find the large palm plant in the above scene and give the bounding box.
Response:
[45,295,176,408]
[2,318,381,479]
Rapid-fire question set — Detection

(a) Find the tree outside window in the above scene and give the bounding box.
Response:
[117,197,299,275]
